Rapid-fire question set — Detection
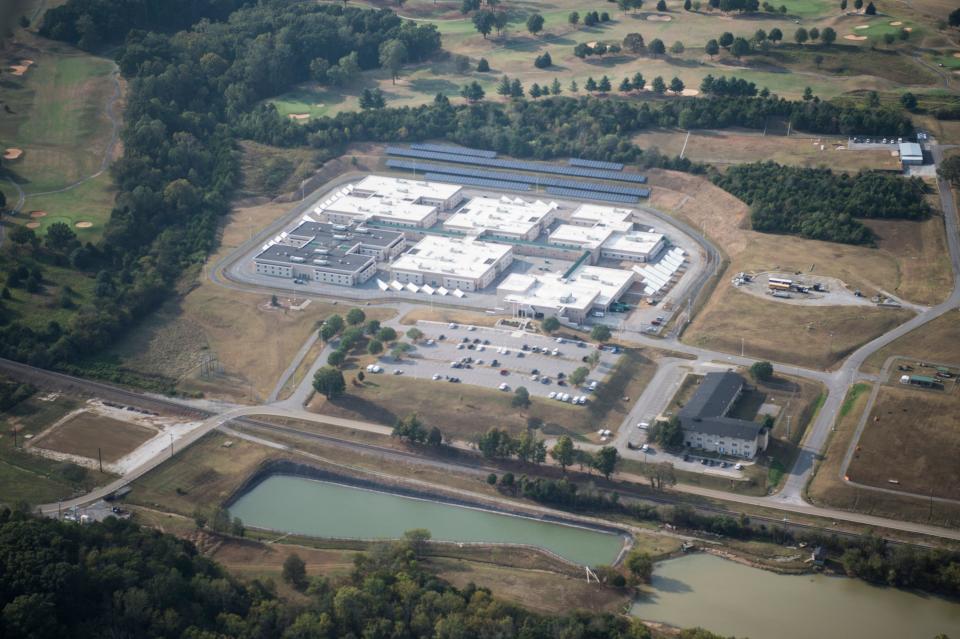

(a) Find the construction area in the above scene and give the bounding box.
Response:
[731,272,905,308]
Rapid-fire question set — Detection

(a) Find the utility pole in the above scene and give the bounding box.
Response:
[169,434,174,459]
[98,447,103,473]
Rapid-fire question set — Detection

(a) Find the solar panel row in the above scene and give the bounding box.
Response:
[422,173,531,192]
[385,159,648,197]
[544,187,641,204]
[409,143,497,159]
[568,158,624,171]
[385,147,647,184]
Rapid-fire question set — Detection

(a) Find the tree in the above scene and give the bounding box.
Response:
[840,0,847,9]
[509,78,524,97]
[327,349,346,368]
[283,553,308,590]
[684,0,692,8]
[649,38,666,56]
[44,221,77,252]
[598,75,612,93]
[854,0,863,10]
[394,413,427,443]
[632,71,645,90]
[593,446,620,479]
[534,52,552,68]
[359,88,386,109]
[865,1,875,14]
[313,366,346,399]
[882,32,895,45]
[626,550,654,584]
[477,57,490,71]
[406,327,424,341]
[497,75,511,95]
[951,7,960,26]
[803,85,814,101]
[325,314,345,334]
[493,10,509,35]
[939,155,960,186]
[569,366,590,386]
[754,29,767,42]
[427,426,443,447]
[569,11,580,26]
[590,324,611,342]
[821,26,837,45]
[462,0,481,12]
[569,79,579,93]
[478,427,516,458]
[749,360,774,382]
[379,39,408,84]
[367,339,384,355]
[794,27,808,44]
[719,31,734,48]
[526,13,545,35]
[657,0,667,10]
[346,308,365,325]
[473,9,495,38]
[809,26,820,41]
[516,429,545,463]
[623,32,645,53]
[731,36,751,58]
[551,435,575,472]
[551,77,562,94]
[542,316,560,332]
[649,416,684,448]
[814,54,824,68]
[647,461,677,491]
[619,77,633,92]
[670,40,684,54]
[365,320,382,336]
[403,529,432,558]
[669,76,685,93]
[769,27,782,43]
[512,385,531,408]
[377,326,397,342]
[461,80,485,102]
[705,39,720,57]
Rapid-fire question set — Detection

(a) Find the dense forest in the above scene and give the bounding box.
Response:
[0,510,733,639]
[712,162,931,244]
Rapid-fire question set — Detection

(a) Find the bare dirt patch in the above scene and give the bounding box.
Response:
[74,221,93,228]
[29,210,46,218]
[287,113,310,121]
[646,14,672,21]
[889,21,903,26]
[32,410,155,463]
[854,24,871,29]
[848,385,960,500]
[844,34,868,40]
[4,148,23,160]
[25,222,40,229]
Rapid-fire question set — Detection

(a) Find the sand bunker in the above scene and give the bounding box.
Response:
[647,14,672,21]
[29,210,46,218]
[853,24,870,30]
[74,221,93,229]
[3,148,23,160]
[889,21,902,26]
[953,52,960,58]
[8,59,33,76]
[681,88,700,96]
[288,113,310,121]
[904,27,912,31]
[844,34,868,40]
[25,222,40,229]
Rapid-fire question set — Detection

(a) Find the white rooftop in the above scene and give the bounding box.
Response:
[570,204,634,229]
[602,230,665,256]
[899,141,922,160]
[353,175,462,201]
[444,196,557,237]
[323,194,437,224]
[500,265,635,313]
[548,224,615,250]
[392,235,512,279]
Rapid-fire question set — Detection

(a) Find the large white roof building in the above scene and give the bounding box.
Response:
[315,176,464,229]
[443,196,558,242]
[498,265,635,324]
[568,204,634,232]
[601,230,666,263]
[391,235,514,292]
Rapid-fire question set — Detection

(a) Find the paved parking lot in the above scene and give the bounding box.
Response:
[370,320,620,400]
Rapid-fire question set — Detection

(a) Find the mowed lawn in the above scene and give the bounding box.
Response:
[33,411,156,463]
[2,40,119,239]
[862,311,960,374]
[847,385,960,501]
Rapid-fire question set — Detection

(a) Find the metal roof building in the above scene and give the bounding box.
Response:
[899,142,923,166]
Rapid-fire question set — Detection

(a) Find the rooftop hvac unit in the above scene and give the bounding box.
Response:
[313,248,330,254]
[290,256,305,262]
[313,259,330,265]
[333,224,348,231]
[333,234,349,240]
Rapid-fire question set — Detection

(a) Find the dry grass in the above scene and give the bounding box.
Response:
[431,557,630,614]
[862,310,960,374]
[862,215,953,306]
[211,538,356,581]
[847,385,960,500]
[806,383,960,527]
[685,283,915,370]
[634,129,900,171]
[32,411,155,462]
[400,307,503,327]
[310,347,658,441]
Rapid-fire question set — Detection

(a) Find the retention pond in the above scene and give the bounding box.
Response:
[632,553,960,639]
[230,474,625,566]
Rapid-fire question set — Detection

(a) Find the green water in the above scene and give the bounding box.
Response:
[230,475,624,566]
[632,553,960,639]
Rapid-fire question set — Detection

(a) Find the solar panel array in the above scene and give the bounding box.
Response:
[409,143,497,158]
[385,147,647,184]
[568,158,624,171]
[422,172,531,192]
[385,159,649,197]
[545,187,640,204]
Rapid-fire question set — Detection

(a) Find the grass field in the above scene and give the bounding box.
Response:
[862,310,960,374]
[0,254,98,331]
[310,346,658,441]
[1,32,120,240]
[632,128,901,171]
[806,382,960,527]
[32,410,155,463]
[847,384,960,500]
[0,393,108,505]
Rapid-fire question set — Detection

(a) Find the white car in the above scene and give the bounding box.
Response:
[641,444,650,452]
[531,374,539,381]
[548,391,557,399]
[589,381,598,391]
[637,421,649,429]
[366,364,375,372]
[562,393,571,402]
[449,322,457,329]
[477,345,485,352]
[498,383,509,391]
[556,337,564,343]
[467,325,476,331]
[456,343,465,350]
[552,348,559,356]
[735,463,744,471]
[578,397,587,405]
[393,369,403,375]
[432,374,442,380]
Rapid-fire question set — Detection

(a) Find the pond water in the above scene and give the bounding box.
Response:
[229,474,624,566]
[632,553,960,639]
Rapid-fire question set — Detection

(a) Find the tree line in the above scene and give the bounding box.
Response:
[713,162,931,244]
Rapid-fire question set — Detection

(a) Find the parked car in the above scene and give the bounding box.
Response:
[500,369,509,376]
